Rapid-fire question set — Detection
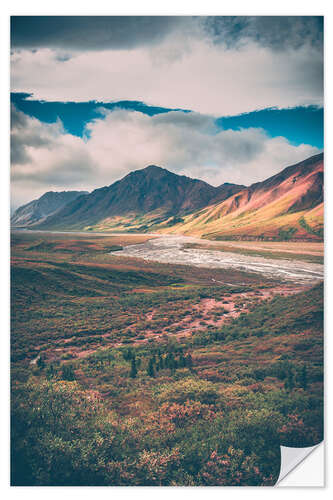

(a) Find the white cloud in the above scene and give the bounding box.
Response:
[11,107,97,207]
[11,107,319,209]
[11,37,323,116]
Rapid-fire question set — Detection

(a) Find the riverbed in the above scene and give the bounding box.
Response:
[114,235,324,284]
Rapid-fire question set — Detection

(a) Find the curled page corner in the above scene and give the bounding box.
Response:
[276,442,323,485]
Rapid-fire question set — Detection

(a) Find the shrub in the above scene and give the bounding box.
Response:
[155,379,220,405]
[278,414,322,447]
[199,447,274,486]
[61,364,75,381]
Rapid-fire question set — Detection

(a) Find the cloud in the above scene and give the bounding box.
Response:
[84,109,319,186]
[202,16,323,51]
[11,107,320,209]
[11,38,323,116]
[11,105,57,164]
[11,106,97,206]
[10,16,323,118]
[11,16,196,51]
[11,16,322,53]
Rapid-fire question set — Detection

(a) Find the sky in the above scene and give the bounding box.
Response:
[10,16,324,209]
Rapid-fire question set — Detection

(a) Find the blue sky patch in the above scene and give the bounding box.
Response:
[217,107,323,149]
[11,93,323,149]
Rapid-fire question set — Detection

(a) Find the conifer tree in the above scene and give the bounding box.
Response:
[62,364,75,381]
[179,354,186,368]
[46,363,56,380]
[284,366,295,391]
[123,348,134,361]
[166,352,173,369]
[300,364,308,390]
[147,358,155,377]
[130,357,137,378]
[186,353,193,368]
[37,355,45,370]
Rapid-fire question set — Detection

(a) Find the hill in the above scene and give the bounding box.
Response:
[11,190,88,228]
[161,153,323,241]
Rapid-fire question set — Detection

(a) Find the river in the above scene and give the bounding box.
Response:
[114,235,323,284]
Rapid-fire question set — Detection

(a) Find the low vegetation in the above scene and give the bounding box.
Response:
[11,233,323,486]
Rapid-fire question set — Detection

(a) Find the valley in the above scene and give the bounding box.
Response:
[10,142,324,487]
[11,230,323,485]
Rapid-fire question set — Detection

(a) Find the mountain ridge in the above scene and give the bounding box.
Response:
[13,153,324,241]
[161,153,323,241]
[34,166,244,231]
[11,190,88,228]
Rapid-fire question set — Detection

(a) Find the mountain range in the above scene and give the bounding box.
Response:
[11,152,323,241]
[23,167,244,231]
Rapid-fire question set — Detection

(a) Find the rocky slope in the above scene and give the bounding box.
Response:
[11,190,88,227]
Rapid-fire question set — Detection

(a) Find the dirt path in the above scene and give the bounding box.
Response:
[43,283,310,361]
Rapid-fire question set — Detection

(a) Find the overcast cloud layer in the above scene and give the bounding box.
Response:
[11,105,319,208]
[11,16,323,52]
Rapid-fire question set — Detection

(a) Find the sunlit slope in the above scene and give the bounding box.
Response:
[161,153,323,240]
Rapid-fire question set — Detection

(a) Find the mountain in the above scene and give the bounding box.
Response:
[11,190,88,228]
[163,153,323,241]
[35,165,244,231]
[21,154,323,240]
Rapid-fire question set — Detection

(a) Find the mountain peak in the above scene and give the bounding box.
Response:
[143,164,165,171]
[35,163,244,230]
[123,164,170,181]
[136,164,170,177]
